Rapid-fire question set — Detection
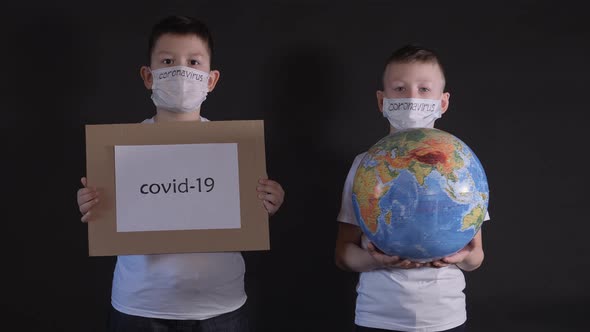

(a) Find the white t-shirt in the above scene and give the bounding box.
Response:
[111,116,247,320]
[337,152,490,332]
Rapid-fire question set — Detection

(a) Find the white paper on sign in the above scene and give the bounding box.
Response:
[114,143,240,232]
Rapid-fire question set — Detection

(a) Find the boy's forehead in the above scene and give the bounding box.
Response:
[385,61,444,82]
[153,33,210,57]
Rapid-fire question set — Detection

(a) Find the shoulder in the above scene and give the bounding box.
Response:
[342,151,368,181]
[352,152,367,163]
[348,152,368,171]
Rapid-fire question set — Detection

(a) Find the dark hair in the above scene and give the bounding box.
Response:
[147,15,214,64]
[384,44,446,84]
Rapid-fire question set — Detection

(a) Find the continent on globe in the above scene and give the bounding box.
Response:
[352,128,489,262]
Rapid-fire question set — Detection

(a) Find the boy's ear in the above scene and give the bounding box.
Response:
[140,66,153,90]
[207,70,220,92]
[441,92,450,114]
[376,90,384,113]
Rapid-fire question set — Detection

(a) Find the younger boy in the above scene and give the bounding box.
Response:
[76,15,284,332]
[335,44,489,332]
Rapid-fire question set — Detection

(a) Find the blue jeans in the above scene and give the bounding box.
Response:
[108,304,249,332]
[355,322,466,332]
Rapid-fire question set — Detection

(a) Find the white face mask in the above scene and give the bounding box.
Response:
[383,98,442,130]
[150,66,210,113]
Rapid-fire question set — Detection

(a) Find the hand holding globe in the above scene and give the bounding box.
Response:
[366,242,426,269]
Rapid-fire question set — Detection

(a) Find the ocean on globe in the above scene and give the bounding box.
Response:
[352,128,489,262]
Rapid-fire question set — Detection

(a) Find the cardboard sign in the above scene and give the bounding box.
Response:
[85,120,269,256]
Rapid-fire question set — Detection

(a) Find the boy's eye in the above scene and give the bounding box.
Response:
[419,87,431,92]
[162,59,173,65]
[393,87,405,92]
[189,60,200,65]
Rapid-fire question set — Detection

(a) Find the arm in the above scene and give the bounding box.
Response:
[335,222,378,272]
[335,222,424,272]
[430,229,484,271]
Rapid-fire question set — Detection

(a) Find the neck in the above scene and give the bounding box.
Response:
[388,124,437,134]
[154,109,202,122]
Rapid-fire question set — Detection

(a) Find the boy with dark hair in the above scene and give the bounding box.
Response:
[77,15,284,332]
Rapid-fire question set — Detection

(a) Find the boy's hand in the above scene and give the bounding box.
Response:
[367,242,424,269]
[428,239,475,268]
[77,177,99,223]
[256,178,284,216]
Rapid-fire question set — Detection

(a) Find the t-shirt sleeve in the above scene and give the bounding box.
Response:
[336,153,366,225]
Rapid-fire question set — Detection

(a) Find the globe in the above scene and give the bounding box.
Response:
[352,128,489,262]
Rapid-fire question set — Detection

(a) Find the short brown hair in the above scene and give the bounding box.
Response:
[384,44,446,88]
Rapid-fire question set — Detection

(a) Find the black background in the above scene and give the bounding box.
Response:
[2,0,589,331]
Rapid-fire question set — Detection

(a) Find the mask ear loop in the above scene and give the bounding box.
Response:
[148,67,157,90]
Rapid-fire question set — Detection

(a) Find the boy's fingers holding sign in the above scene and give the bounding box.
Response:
[257,178,284,216]
[77,177,99,222]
